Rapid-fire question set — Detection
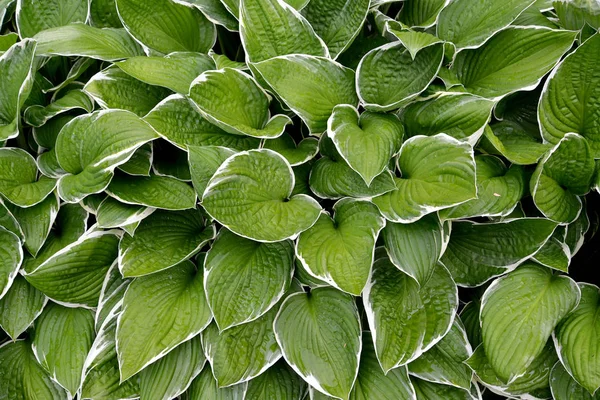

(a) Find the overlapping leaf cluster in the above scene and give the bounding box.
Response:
[0,0,599,399]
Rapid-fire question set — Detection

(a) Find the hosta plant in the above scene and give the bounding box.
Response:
[1,0,600,399]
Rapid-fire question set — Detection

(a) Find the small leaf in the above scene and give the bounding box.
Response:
[0,148,56,207]
[202,149,322,242]
[480,263,580,383]
[262,133,319,167]
[0,226,23,299]
[385,23,444,59]
[23,89,94,128]
[116,260,212,381]
[411,377,479,400]
[0,276,46,339]
[96,197,154,229]
[480,122,551,165]
[185,363,248,399]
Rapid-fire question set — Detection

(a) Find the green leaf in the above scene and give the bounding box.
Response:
[262,133,319,166]
[274,287,361,399]
[239,0,327,63]
[118,209,215,277]
[411,377,480,399]
[24,229,120,307]
[178,0,239,31]
[116,0,216,53]
[0,40,36,141]
[253,55,358,135]
[480,122,551,165]
[247,361,307,399]
[106,173,196,211]
[532,230,571,272]
[84,66,171,116]
[450,27,576,99]
[372,134,476,223]
[188,145,236,197]
[202,149,322,242]
[33,24,144,61]
[565,206,590,256]
[531,133,595,224]
[0,32,18,51]
[116,260,212,381]
[480,263,580,383]
[540,34,600,156]
[116,52,215,94]
[118,143,153,177]
[466,340,557,398]
[7,193,59,257]
[184,363,248,399]
[439,155,526,220]
[301,0,370,58]
[23,89,94,128]
[0,340,67,399]
[551,362,600,400]
[382,213,444,287]
[408,320,473,390]
[555,283,600,395]
[0,226,23,299]
[437,0,535,50]
[440,218,557,287]
[189,68,291,138]
[0,276,46,339]
[397,0,448,27]
[385,23,444,59]
[95,262,130,331]
[356,42,444,112]
[350,332,416,400]
[204,228,294,329]
[363,254,458,372]
[0,201,22,240]
[401,93,494,144]
[43,57,96,94]
[32,303,95,396]
[145,95,260,151]
[55,110,159,203]
[139,335,206,400]
[16,0,88,38]
[0,148,57,207]
[328,104,404,185]
[296,198,385,295]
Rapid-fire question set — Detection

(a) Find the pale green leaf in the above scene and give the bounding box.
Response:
[262,133,319,167]
[0,276,45,339]
[16,0,88,38]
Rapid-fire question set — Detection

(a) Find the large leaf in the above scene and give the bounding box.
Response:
[239,0,327,63]
[118,208,215,277]
[274,287,361,399]
[551,362,600,400]
[204,228,294,329]
[116,0,216,53]
[440,218,557,287]
[139,335,206,400]
[450,27,576,99]
[24,229,120,307]
[531,133,595,224]
[363,254,458,372]
[372,134,476,223]
[33,24,144,61]
[116,260,212,380]
[0,40,36,141]
[480,263,580,383]
[32,303,95,396]
[555,283,600,395]
[189,68,291,138]
[16,0,88,38]
[55,110,159,203]
[0,148,57,207]
[188,145,237,196]
[0,226,22,299]
[328,104,404,185]
[296,198,385,295]
[539,33,600,156]
[202,149,322,242]
[253,55,358,135]
[398,0,448,27]
[0,340,67,399]
[436,0,535,50]
[301,0,370,58]
[245,360,306,400]
[357,42,444,112]
[0,276,46,339]
[382,213,444,287]
[480,122,551,165]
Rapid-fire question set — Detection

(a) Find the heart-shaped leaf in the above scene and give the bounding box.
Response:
[189,68,291,138]
[118,208,215,277]
[204,228,294,329]
[202,149,322,242]
[531,133,595,224]
[116,260,212,381]
[274,287,361,400]
[296,198,385,295]
[328,104,404,185]
[480,263,580,383]
[0,276,46,339]
[440,218,557,287]
[372,134,476,223]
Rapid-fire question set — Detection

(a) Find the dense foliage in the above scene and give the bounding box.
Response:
[0,0,599,399]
